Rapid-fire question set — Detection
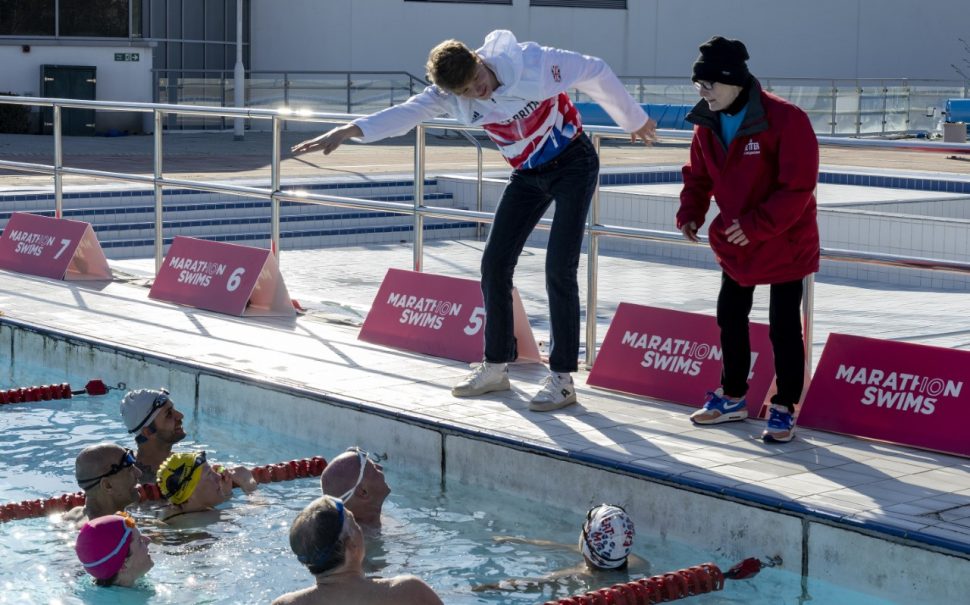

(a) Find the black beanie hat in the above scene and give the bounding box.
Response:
[692,36,750,86]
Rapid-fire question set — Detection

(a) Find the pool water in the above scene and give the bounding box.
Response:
[0,364,899,604]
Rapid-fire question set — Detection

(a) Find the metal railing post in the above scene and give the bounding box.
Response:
[830,81,838,135]
[475,141,484,239]
[53,105,63,218]
[153,110,164,272]
[270,115,282,256]
[855,83,863,136]
[584,134,602,369]
[413,124,426,272]
[346,73,352,114]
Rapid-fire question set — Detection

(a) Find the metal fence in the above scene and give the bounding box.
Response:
[0,95,969,372]
[155,70,969,136]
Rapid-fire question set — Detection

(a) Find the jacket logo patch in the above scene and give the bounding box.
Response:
[471,111,483,122]
[743,140,761,156]
[551,65,561,82]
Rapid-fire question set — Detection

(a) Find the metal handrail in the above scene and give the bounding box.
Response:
[0,95,968,372]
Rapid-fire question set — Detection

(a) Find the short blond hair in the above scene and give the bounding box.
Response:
[426,39,478,92]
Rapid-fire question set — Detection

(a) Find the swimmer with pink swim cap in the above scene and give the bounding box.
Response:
[75,511,153,587]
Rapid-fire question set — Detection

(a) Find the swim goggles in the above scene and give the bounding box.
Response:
[128,388,171,434]
[77,448,137,490]
[338,447,385,503]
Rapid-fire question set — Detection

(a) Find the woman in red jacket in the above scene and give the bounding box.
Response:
[676,36,820,443]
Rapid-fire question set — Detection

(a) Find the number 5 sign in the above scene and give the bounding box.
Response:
[359,268,540,363]
[149,236,294,317]
[0,212,111,281]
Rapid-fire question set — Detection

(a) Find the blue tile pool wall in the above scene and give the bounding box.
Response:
[3,319,970,604]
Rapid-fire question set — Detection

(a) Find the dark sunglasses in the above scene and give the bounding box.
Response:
[78,448,137,490]
[129,389,170,434]
[162,451,207,500]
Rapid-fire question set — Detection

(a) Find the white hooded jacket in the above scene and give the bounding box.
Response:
[352,30,649,169]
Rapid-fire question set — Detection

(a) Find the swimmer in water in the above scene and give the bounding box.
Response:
[75,511,153,587]
[272,495,444,605]
[63,443,143,526]
[155,451,256,525]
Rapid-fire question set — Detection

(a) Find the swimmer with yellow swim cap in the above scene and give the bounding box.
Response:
[155,451,257,524]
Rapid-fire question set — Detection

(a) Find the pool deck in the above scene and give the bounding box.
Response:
[3,241,970,554]
[1,132,970,561]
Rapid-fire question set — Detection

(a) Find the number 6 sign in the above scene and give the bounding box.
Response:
[359,268,540,363]
[149,236,294,317]
[0,212,112,281]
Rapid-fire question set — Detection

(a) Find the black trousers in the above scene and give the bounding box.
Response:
[716,273,805,411]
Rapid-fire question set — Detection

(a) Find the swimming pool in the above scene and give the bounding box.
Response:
[0,358,900,604]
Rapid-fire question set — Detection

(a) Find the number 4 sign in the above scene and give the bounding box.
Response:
[0,212,112,281]
[149,236,294,317]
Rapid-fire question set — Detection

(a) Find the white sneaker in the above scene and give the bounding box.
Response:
[452,362,511,397]
[529,373,577,412]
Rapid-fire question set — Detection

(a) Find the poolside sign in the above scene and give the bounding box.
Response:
[588,303,775,415]
[359,268,540,364]
[0,212,111,281]
[798,333,970,457]
[149,236,294,317]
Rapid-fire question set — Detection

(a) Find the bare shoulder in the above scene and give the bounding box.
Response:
[60,505,86,526]
[271,586,314,605]
[379,575,444,605]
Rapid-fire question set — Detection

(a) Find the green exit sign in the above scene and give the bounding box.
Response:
[114,53,140,62]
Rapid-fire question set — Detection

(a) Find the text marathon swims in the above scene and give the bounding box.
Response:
[387,292,462,330]
[836,364,963,415]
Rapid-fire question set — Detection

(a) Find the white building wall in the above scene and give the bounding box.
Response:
[251,0,968,81]
[0,43,154,133]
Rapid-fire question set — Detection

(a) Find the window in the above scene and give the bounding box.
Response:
[0,0,137,38]
[59,0,129,37]
[0,0,55,36]
[530,0,626,8]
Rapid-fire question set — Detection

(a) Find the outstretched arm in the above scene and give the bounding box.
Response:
[291,86,454,156]
[291,124,363,155]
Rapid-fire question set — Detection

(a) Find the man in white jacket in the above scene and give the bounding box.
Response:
[293,30,656,411]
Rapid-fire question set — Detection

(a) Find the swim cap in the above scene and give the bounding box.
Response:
[580,504,635,570]
[157,451,205,505]
[121,388,170,433]
[75,515,133,580]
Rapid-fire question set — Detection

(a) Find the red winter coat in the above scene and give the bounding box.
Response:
[676,81,820,287]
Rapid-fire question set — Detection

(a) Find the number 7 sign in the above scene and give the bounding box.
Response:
[0,212,112,281]
[149,236,294,317]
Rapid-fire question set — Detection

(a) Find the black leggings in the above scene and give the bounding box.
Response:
[716,273,805,411]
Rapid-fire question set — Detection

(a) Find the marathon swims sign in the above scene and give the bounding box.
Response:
[0,212,111,280]
[359,268,540,363]
[798,334,970,457]
[588,303,774,414]
[149,236,294,317]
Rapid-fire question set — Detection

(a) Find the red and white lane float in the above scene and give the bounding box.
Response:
[0,379,123,405]
[542,556,779,604]
[0,456,328,523]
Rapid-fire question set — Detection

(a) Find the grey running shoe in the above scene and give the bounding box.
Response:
[452,361,511,397]
[529,373,577,412]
